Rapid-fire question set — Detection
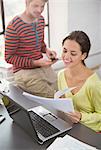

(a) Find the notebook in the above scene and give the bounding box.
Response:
[6,97,72,144]
[47,134,97,150]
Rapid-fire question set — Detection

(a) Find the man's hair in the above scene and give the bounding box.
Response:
[26,0,48,6]
[28,0,48,2]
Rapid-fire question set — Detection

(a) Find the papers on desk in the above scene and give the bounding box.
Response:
[23,92,74,113]
[47,134,98,150]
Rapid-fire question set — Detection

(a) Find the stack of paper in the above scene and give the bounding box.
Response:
[47,134,97,150]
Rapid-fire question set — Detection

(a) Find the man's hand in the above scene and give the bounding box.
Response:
[33,58,56,67]
[46,48,57,61]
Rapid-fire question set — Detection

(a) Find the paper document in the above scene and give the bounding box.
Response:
[23,92,74,113]
[47,134,98,150]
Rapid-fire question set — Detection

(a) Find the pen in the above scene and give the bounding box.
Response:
[50,54,62,61]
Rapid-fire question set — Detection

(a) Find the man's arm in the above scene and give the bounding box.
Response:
[5,23,34,69]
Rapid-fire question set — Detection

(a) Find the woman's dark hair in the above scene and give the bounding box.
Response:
[62,31,91,65]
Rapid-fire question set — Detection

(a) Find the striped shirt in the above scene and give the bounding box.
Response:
[5,16,46,72]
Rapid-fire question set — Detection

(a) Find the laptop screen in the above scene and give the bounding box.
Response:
[6,98,42,143]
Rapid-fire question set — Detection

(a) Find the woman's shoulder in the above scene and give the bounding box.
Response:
[86,72,101,89]
[87,72,101,82]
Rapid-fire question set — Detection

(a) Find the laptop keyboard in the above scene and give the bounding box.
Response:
[29,111,60,138]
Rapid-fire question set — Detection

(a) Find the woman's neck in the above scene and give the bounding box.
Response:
[65,64,93,80]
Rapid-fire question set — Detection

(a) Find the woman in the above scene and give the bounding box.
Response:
[58,31,101,132]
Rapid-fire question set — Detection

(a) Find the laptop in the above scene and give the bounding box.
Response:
[6,97,72,144]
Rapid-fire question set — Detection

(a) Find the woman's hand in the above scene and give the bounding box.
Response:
[66,111,82,123]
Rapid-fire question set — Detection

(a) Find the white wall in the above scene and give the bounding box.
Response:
[49,0,101,55]
[68,0,101,55]
[49,0,101,69]
[100,2,101,47]
[49,0,68,57]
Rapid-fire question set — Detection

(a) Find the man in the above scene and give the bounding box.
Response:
[5,0,57,98]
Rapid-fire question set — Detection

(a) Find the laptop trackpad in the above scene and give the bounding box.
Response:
[43,113,57,122]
